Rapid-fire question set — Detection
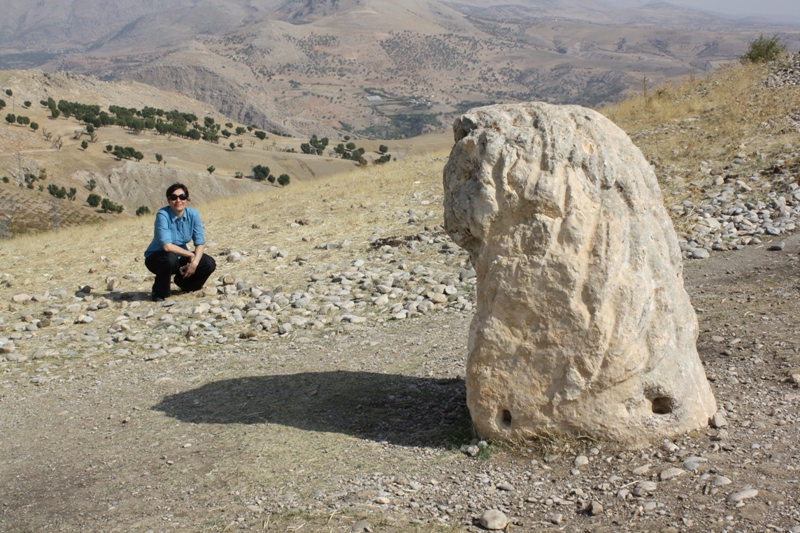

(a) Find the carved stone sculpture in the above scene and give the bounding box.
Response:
[443,102,716,447]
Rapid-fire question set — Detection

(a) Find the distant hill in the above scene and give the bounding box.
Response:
[0,0,799,139]
[0,68,436,235]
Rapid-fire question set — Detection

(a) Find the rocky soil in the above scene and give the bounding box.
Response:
[1,147,800,532]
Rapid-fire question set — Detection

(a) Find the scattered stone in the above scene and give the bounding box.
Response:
[768,241,786,251]
[574,455,589,468]
[727,489,758,503]
[659,467,686,481]
[712,476,732,486]
[478,509,509,531]
[350,520,373,533]
[587,500,604,516]
[711,411,728,428]
[463,445,479,457]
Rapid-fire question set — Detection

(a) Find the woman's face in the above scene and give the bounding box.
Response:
[168,188,188,216]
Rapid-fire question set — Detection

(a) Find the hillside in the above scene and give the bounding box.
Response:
[1,0,799,138]
[0,69,446,235]
[2,56,800,532]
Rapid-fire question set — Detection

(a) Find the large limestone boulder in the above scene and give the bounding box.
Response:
[443,102,716,447]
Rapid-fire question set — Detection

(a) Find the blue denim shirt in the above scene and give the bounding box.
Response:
[144,206,205,258]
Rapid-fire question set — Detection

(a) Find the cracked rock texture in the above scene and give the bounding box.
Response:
[443,102,717,447]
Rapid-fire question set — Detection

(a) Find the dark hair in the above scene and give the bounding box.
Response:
[166,183,189,200]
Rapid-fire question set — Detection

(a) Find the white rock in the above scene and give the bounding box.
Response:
[659,467,685,481]
[728,489,758,503]
[442,102,717,446]
[479,509,509,530]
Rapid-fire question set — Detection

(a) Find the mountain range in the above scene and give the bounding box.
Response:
[1,0,799,138]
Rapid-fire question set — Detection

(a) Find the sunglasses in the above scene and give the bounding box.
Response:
[168,193,188,201]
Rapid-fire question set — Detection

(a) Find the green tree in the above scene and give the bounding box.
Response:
[236,126,246,135]
[136,206,151,216]
[5,113,15,125]
[5,89,11,97]
[253,165,270,181]
[87,193,101,207]
[87,178,97,191]
[105,144,113,153]
[346,142,356,150]
[23,100,31,108]
[155,153,163,164]
[207,165,215,175]
[51,108,61,119]
[267,175,276,184]
[204,116,215,128]
[0,99,4,110]
[379,144,388,154]
[277,174,291,186]
[254,130,267,140]
[30,122,39,132]
[66,187,77,201]
[741,35,786,63]
[101,197,123,213]
[16,115,29,126]
[81,140,88,150]
[47,184,67,199]
[221,129,231,138]
[229,142,236,151]
[225,122,233,128]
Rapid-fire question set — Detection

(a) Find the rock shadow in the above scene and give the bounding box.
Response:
[152,371,470,448]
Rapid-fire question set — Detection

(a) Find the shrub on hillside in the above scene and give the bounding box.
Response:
[111,145,144,161]
[136,206,151,216]
[253,165,270,181]
[87,193,101,207]
[741,35,786,63]
[277,174,291,186]
[101,198,124,214]
[47,184,67,199]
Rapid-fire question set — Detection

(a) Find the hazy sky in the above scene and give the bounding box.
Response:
[613,0,800,21]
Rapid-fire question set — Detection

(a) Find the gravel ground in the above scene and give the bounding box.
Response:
[2,222,800,532]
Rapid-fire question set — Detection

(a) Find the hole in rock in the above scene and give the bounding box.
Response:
[651,396,674,415]
[501,409,512,427]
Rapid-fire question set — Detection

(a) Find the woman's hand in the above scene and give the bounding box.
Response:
[183,260,198,278]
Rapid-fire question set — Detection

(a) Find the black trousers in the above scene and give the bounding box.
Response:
[144,251,216,298]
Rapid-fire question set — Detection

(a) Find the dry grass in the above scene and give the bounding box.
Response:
[0,150,451,298]
[601,60,800,212]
